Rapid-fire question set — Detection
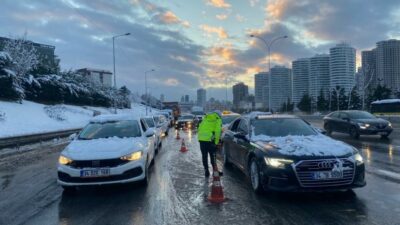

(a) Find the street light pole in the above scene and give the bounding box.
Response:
[225,74,228,107]
[250,35,288,112]
[145,69,155,115]
[112,32,130,113]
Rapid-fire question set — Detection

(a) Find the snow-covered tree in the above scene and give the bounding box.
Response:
[3,35,39,77]
[0,51,25,101]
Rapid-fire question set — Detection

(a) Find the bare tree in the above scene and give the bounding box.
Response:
[3,34,39,77]
[360,64,375,110]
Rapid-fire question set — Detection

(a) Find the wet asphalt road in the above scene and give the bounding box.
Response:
[1,123,400,225]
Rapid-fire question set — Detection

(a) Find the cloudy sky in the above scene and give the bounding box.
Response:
[1,0,400,101]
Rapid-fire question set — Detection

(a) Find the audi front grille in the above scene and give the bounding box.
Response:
[293,158,355,188]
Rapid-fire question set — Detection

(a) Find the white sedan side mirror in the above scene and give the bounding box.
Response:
[69,133,77,141]
[145,129,155,137]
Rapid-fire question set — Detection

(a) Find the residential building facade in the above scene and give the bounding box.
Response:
[254,72,268,108]
[76,68,113,87]
[270,66,292,111]
[309,54,330,100]
[376,39,400,93]
[292,58,310,104]
[361,49,377,90]
[232,82,249,108]
[329,43,356,93]
[196,88,207,107]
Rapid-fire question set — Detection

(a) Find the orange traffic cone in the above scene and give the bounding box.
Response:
[176,130,180,140]
[180,138,188,153]
[208,165,225,203]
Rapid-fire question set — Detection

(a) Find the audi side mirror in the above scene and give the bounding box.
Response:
[234,132,247,140]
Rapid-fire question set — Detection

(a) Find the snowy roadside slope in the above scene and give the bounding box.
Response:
[0,101,160,138]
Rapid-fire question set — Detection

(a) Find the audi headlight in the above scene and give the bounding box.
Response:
[58,155,73,165]
[388,122,392,128]
[264,157,293,168]
[349,153,364,165]
[121,151,143,161]
[357,123,370,129]
[354,153,364,165]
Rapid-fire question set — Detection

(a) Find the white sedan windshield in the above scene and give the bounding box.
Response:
[79,120,142,140]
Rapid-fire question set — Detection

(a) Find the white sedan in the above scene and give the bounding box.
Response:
[57,114,156,192]
[141,116,162,153]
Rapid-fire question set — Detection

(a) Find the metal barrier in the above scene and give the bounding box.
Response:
[0,128,82,149]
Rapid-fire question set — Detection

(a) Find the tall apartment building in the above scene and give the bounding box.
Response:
[329,43,356,93]
[292,58,310,104]
[361,49,377,90]
[254,72,268,108]
[232,82,249,108]
[270,66,292,111]
[262,85,269,109]
[309,54,330,100]
[196,88,207,107]
[376,39,400,92]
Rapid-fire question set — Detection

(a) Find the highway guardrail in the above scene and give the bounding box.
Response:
[0,128,82,149]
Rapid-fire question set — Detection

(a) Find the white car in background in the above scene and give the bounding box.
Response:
[57,114,156,192]
[154,114,170,136]
[141,116,162,153]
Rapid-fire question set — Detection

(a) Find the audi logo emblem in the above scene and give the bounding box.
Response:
[317,161,335,169]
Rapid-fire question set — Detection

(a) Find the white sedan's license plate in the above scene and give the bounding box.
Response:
[313,171,343,180]
[80,168,110,178]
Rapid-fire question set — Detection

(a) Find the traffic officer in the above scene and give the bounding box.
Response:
[197,110,222,177]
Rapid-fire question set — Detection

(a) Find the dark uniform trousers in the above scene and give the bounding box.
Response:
[199,141,217,171]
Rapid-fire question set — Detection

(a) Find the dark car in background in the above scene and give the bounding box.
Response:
[222,113,365,193]
[323,110,393,139]
[175,114,195,130]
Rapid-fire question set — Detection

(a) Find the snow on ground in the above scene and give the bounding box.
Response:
[371,99,400,104]
[0,100,160,138]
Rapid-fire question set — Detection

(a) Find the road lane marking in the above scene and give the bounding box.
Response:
[375,169,400,180]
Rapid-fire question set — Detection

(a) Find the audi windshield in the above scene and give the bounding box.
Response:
[253,118,317,137]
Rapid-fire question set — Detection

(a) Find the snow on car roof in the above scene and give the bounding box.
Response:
[245,112,298,120]
[245,111,272,119]
[251,134,353,156]
[90,114,139,123]
[371,99,400,104]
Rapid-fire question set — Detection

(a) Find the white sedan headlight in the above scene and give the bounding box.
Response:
[58,155,73,165]
[121,151,143,161]
[264,157,293,168]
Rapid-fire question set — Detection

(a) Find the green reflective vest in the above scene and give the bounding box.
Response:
[197,113,222,144]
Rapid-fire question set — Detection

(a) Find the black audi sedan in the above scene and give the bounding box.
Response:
[222,113,365,193]
[323,110,393,139]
